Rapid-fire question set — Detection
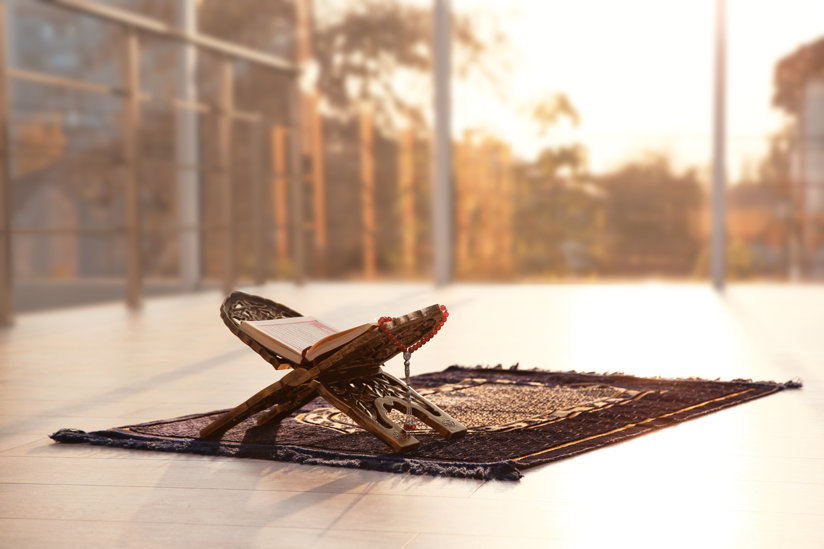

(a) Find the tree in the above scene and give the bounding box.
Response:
[534,144,588,179]
[513,175,603,277]
[528,93,579,136]
[312,0,506,130]
[773,36,824,114]
[511,94,595,277]
[599,154,702,275]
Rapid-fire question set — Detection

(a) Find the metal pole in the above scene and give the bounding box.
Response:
[251,123,266,285]
[399,127,416,273]
[272,126,290,267]
[288,83,305,284]
[310,94,327,276]
[800,80,824,277]
[0,1,12,326]
[176,0,201,291]
[711,0,726,291]
[288,1,306,284]
[499,144,513,276]
[123,30,142,309]
[793,101,806,280]
[454,140,469,276]
[432,0,452,285]
[295,2,327,276]
[360,108,376,278]
[218,59,235,296]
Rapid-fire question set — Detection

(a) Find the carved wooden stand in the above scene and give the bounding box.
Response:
[199,292,467,452]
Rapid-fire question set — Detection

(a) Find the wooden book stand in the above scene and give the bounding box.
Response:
[199,292,467,452]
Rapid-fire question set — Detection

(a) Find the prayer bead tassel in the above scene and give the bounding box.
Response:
[378,306,449,431]
[403,351,415,429]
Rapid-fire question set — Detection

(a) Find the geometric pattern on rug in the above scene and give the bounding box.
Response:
[50,366,801,481]
[298,378,653,434]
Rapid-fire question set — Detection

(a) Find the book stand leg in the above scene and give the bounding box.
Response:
[313,371,466,452]
[199,367,466,453]
[200,292,468,452]
[198,368,320,438]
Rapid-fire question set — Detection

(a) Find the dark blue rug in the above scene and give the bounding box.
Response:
[51,366,800,481]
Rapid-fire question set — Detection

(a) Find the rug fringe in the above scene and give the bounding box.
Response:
[49,428,522,481]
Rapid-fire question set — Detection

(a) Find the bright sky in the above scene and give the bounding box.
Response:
[450,0,824,180]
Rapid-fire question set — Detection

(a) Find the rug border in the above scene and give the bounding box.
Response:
[511,383,786,467]
[445,366,799,467]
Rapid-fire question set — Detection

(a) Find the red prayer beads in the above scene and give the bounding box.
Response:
[377,305,448,354]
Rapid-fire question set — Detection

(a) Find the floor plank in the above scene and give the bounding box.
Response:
[1,282,823,548]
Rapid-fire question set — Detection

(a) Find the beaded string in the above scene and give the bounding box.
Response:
[378,305,449,430]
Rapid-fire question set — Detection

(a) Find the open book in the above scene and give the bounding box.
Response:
[238,316,373,364]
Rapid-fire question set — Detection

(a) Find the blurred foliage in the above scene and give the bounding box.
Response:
[693,240,755,280]
[313,0,506,130]
[511,93,594,276]
[513,176,603,277]
[535,144,588,179]
[514,153,705,278]
[773,35,824,113]
[514,161,596,275]
[599,154,702,275]
[528,94,580,135]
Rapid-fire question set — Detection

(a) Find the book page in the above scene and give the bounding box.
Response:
[244,317,338,354]
[307,322,373,359]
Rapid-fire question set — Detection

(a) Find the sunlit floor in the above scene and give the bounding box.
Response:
[1,282,822,548]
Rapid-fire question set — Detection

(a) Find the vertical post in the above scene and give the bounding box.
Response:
[217,59,235,296]
[272,126,290,269]
[251,124,265,285]
[791,102,806,280]
[123,30,142,309]
[176,0,201,291]
[293,0,313,281]
[711,0,726,291]
[499,144,513,276]
[310,94,327,275]
[800,79,824,277]
[0,1,12,326]
[454,139,470,276]
[433,0,452,285]
[287,84,305,284]
[478,139,491,274]
[399,127,416,273]
[295,0,313,155]
[360,108,376,278]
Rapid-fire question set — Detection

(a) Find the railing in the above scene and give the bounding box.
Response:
[0,0,306,325]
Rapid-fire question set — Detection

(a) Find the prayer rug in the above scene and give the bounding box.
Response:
[51,366,800,481]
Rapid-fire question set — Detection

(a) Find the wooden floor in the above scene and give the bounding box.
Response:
[1,282,822,548]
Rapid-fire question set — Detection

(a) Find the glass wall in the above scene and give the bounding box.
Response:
[3,0,822,315]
